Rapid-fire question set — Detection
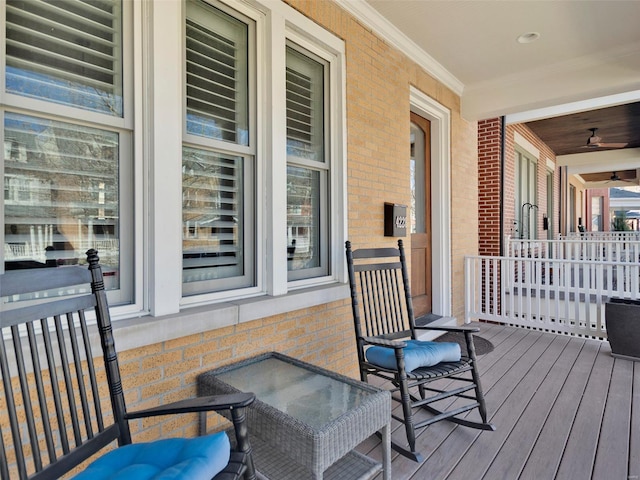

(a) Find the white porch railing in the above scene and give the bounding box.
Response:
[507,235,640,263]
[563,231,640,241]
[465,255,640,339]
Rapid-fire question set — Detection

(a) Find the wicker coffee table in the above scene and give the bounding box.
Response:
[198,352,391,480]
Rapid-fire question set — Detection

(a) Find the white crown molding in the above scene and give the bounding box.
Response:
[334,0,464,96]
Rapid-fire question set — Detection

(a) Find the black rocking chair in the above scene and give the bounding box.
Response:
[345,240,495,462]
[1,250,255,480]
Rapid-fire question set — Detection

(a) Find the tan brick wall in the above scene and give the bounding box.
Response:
[113,299,357,440]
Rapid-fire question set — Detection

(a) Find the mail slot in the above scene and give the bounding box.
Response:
[384,202,407,237]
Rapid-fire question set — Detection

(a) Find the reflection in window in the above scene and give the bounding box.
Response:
[3,113,120,289]
[182,147,247,288]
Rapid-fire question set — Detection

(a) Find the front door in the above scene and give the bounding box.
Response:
[410,112,432,318]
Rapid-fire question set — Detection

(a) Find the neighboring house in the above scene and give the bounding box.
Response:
[478,119,566,255]
[1,0,475,440]
[476,118,625,254]
[610,187,640,230]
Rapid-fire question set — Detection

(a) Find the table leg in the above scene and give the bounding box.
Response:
[198,411,207,436]
[381,423,391,480]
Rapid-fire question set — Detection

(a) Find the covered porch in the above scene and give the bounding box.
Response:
[358,321,639,480]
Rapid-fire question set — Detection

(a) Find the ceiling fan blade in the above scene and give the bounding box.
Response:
[597,142,628,148]
[581,142,628,149]
[582,128,628,149]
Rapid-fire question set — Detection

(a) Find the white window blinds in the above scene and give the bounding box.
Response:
[5,0,123,116]
[285,46,328,279]
[185,0,248,145]
[182,146,245,285]
[285,48,324,162]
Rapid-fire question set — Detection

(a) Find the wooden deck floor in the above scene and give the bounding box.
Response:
[356,322,640,480]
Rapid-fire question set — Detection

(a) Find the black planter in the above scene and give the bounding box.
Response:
[605,298,640,361]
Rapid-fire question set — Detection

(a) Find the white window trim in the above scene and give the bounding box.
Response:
[514,132,540,160]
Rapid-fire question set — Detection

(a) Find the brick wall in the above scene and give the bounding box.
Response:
[478,119,559,255]
[478,118,503,256]
[119,301,356,440]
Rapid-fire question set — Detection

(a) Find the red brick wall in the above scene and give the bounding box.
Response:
[478,118,503,256]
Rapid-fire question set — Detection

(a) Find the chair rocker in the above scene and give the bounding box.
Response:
[1,250,256,480]
[345,240,495,462]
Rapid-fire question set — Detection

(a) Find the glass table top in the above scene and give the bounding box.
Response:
[215,356,373,428]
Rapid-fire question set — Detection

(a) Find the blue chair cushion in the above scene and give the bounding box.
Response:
[365,339,461,373]
[73,432,230,480]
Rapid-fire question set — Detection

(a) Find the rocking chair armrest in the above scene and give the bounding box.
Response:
[414,324,480,334]
[126,392,255,419]
[362,336,407,349]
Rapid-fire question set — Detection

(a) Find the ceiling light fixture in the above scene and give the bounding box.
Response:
[517,32,540,44]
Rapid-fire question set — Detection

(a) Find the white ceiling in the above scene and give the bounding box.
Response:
[351,0,640,121]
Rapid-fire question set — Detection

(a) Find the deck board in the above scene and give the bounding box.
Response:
[554,346,613,480]
[357,322,639,480]
[479,335,581,479]
[439,332,567,479]
[518,339,601,480]
[592,357,633,480]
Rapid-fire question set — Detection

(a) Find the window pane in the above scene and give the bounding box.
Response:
[286,48,324,162]
[182,146,248,290]
[410,122,426,234]
[286,46,327,279]
[5,0,124,117]
[287,166,320,271]
[3,113,120,290]
[185,0,248,145]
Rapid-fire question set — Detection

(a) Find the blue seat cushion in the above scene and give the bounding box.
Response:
[365,339,461,373]
[73,432,230,480]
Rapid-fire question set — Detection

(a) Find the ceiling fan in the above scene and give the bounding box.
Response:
[584,128,628,149]
[607,171,634,183]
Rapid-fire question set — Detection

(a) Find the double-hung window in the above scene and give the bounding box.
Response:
[285,44,329,281]
[182,0,254,296]
[2,0,133,304]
